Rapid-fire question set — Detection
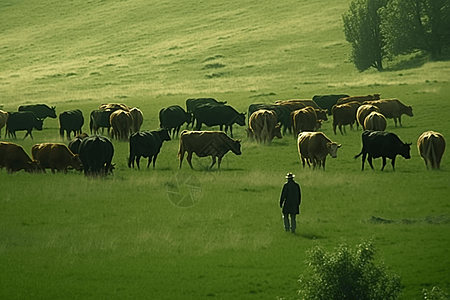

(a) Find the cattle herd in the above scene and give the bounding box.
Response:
[0,94,446,176]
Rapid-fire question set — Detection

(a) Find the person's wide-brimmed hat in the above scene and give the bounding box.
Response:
[285,172,295,179]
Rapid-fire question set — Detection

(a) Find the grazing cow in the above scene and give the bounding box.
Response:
[275,99,322,110]
[159,105,191,137]
[178,130,242,169]
[99,103,130,112]
[248,103,292,135]
[68,133,89,154]
[128,129,171,169]
[355,130,411,171]
[336,94,381,105]
[364,111,387,131]
[129,107,144,134]
[193,104,245,137]
[313,94,350,115]
[291,107,320,136]
[6,111,44,139]
[363,99,413,127]
[59,109,84,139]
[186,98,227,126]
[31,143,83,174]
[356,104,381,129]
[89,109,113,134]
[417,131,446,170]
[110,109,133,140]
[0,110,9,138]
[78,135,114,176]
[18,104,57,120]
[297,132,341,170]
[332,101,361,135]
[248,109,282,144]
[0,142,43,173]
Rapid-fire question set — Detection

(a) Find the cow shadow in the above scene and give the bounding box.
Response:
[384,52,429,72]
[297,231,326,240]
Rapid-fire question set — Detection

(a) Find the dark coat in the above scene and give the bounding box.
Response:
[280,179,301,214]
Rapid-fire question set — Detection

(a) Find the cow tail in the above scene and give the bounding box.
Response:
[428,136,437,169]
[177,136,185,158]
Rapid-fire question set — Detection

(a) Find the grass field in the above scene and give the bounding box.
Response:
[1,0,450,299]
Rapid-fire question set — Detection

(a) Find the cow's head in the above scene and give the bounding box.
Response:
[231,139,242,155]
[315,109,328,121]
[34,119,44,131]
[405,106,413,117]
[327,142,342,158]
[401,142,412,159]
[27,160,44,173]
[159,128,171,141]
[50,106,57,118]
[236,113,246,126]
[273,124,282,139]
[71,155,83,171]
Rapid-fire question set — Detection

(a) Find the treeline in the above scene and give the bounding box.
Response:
[342,0,450,71]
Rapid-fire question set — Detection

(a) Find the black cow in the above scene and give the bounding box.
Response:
[6,111,44,139]
[313,94,350,116]
[193,104,245,137]
[185,98,227,126]
[78,135,114,176]
[128,129,171,169]
[18,104,57,120]
[59,109,84,139]
[159,105,191,137]
[355,130,412,171]
[89,109,113,134]
[248,103,292,135]
[68,133,89,154]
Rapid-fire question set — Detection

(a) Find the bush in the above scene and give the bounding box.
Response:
[298,240,402,300]
[423,286,450,300]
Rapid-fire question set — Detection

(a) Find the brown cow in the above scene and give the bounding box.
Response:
[31,143,83,174]
[417,131,446,170]
[332,101,361,135]
[364,111,387,131]
[276,99,321,110]
[356,104,381,129]
[248,110,282,144]
[0,110,9,138]
[0,142,43,173]
[178,130,242,169]
[297,132,341,170]
[99,103,130,112]
[110,109,133,140]
[291,107,320,136]
[130,107,144,134]
[363,99,413,127]
[337,94,381,105]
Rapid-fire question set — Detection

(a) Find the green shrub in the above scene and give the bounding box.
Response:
[423,286,449,300]
[298,240,402,300]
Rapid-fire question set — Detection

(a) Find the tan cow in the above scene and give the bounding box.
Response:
[99,103,130,112]
[0,142,43,173]
[248,109,282,144]
[356,104,381,129]
[110,109,133,140]
[178,130,242,169]
[0,110,9,138]
[129,107,144,134]
[291,107,320,136]
[417,131,446,170]
[363,99,413,127]
[331,101,361,135]
[336,94,381,105]
[297,132,341,170]
[364,111,387,131]
[31,143,83,174]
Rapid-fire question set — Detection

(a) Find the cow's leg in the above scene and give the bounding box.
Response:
[136,155,141,169]
[152,154,159,168]
[322,158,326,171]
[217,157,223,169]
[210,156,217,169]
[361,153,367,171]
[380,157,387,171]
[390,157,396,171]
[186,152,194,169]
[179,151,184,169]
[229,125,233,138]
[398,116,402,127]
[367,155,375,170]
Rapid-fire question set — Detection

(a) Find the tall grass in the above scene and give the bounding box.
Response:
[1,0,450,299]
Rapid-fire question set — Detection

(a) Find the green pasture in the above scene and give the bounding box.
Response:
[1,0,449,299]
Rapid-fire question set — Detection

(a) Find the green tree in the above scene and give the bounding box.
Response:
[298,240,402,300]
[380,0,450,59]
[342,0,389,71]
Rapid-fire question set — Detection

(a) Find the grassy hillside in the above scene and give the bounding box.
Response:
[1,0,450,299]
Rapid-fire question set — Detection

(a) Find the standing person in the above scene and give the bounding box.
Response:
[279,172,301,233]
